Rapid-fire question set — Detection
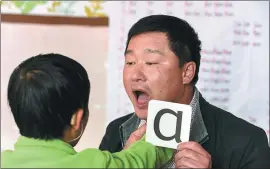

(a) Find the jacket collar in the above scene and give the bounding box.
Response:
[119,89,209,146]
[119,114,141,147]
[190,92,209,144]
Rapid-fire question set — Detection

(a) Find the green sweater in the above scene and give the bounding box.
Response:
[1,136,173,168]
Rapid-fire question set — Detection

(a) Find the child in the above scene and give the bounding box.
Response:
[1,53,173,168]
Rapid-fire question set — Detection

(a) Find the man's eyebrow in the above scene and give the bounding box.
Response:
[124,49,133,56]
[144,48,164,56]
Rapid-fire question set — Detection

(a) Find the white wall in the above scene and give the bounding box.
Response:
[1,22,108,151]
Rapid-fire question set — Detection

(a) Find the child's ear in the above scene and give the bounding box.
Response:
[70,109,84,130]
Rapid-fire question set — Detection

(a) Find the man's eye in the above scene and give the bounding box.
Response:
[146,62,158,65]
[126,62,135,65]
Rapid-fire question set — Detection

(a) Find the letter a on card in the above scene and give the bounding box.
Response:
[146,100,192,149]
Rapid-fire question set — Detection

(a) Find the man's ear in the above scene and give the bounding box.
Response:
[182,62,196,85]
[70,109,84,130]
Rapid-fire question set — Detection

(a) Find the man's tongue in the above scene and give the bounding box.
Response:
[137,93,150,104]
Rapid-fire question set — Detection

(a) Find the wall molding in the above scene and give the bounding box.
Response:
[1,13,109,26]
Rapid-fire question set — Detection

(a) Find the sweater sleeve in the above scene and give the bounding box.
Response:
[103,136,173,168]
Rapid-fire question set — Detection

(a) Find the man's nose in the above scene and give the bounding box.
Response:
[131,64,146,82]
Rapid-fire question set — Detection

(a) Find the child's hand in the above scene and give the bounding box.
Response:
[124,123,146,149]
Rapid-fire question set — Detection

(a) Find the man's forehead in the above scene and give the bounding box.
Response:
[128,32,169,47]
[125,33,169,56]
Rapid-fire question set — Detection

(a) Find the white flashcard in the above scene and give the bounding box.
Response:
[146,100,192,149]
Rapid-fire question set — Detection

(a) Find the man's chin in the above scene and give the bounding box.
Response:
[134,108,148,120]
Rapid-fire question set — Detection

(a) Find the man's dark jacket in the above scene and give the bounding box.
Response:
[99,94,270,168]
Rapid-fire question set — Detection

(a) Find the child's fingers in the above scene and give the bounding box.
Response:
[134,123,146,137]
[124,123,147,149]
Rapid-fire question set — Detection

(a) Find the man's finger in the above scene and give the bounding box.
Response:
[175,156,205,168]
[177,141,210,157]
[175,148,205,164]
[175,149,210,167]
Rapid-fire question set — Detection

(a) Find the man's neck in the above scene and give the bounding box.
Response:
[177,86,195,105]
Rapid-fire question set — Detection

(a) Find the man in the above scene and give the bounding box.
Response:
[99,15,270,168]
[1,53,173,168]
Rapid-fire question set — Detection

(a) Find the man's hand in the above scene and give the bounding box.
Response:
[124,123,146,149]
[175,141,212,168]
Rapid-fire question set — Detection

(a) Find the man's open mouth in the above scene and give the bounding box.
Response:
[132,90,150,108]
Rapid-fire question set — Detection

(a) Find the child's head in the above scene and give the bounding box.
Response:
[7,53,90,146]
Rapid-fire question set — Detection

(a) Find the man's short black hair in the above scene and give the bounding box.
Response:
[125,14,202,85]
[7,53,90,140]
